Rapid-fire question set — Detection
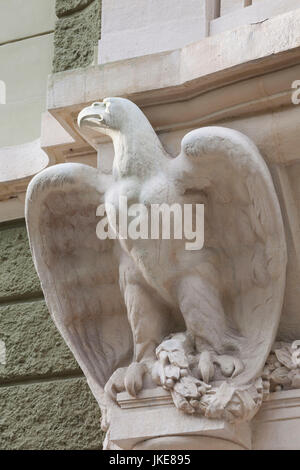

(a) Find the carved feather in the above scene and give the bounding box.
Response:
[172,126,287,386]
[26,163,133,407]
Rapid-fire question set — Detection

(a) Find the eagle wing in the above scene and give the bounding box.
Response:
[172,126,287,386]
[25,163,133,407]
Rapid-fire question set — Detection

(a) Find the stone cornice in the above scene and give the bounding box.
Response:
[48,9,300,110]
[44,8,300,158]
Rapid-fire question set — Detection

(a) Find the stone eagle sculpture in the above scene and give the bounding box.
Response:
[25,97,287,426]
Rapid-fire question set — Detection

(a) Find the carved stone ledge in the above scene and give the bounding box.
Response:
[253,389,300,450]
[107,388,251,450]
[108,387,300,450]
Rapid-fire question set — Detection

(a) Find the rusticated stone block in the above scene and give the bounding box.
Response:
[56,0,94,17]
[0,300,80,383]
[0,222,42,301]
[53,0,101,72]
[0,377,103,449]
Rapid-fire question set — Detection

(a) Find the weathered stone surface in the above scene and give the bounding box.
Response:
[0,222,42,301]
[0,377,103,449]
[0,300,80,383]
[56,0,94,18]
[53,0,101,72]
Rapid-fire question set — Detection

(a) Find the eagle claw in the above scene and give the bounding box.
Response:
[124,362,147,397]
[214,355,244,378]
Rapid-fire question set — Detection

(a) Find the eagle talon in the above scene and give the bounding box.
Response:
[124,362,147,397]
[213,355,244,378]
[198,351,215,384]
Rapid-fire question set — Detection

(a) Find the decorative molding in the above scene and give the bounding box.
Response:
[263,341,300,393]
[253,388,300,449]
[110,388,252,450]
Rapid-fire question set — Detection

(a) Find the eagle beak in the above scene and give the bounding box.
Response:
[77,102,106,129]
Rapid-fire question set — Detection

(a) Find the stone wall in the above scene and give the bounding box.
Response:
[53,0,101,72]
[0,220,103,449]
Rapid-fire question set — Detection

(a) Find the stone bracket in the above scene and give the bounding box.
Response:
[109,388,252,450]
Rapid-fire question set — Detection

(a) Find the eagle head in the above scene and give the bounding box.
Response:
[77,97,142,133]
[77,97,168,177]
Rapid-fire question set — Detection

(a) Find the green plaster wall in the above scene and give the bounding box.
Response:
[53,0,101,72]
[0,220,103,449]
